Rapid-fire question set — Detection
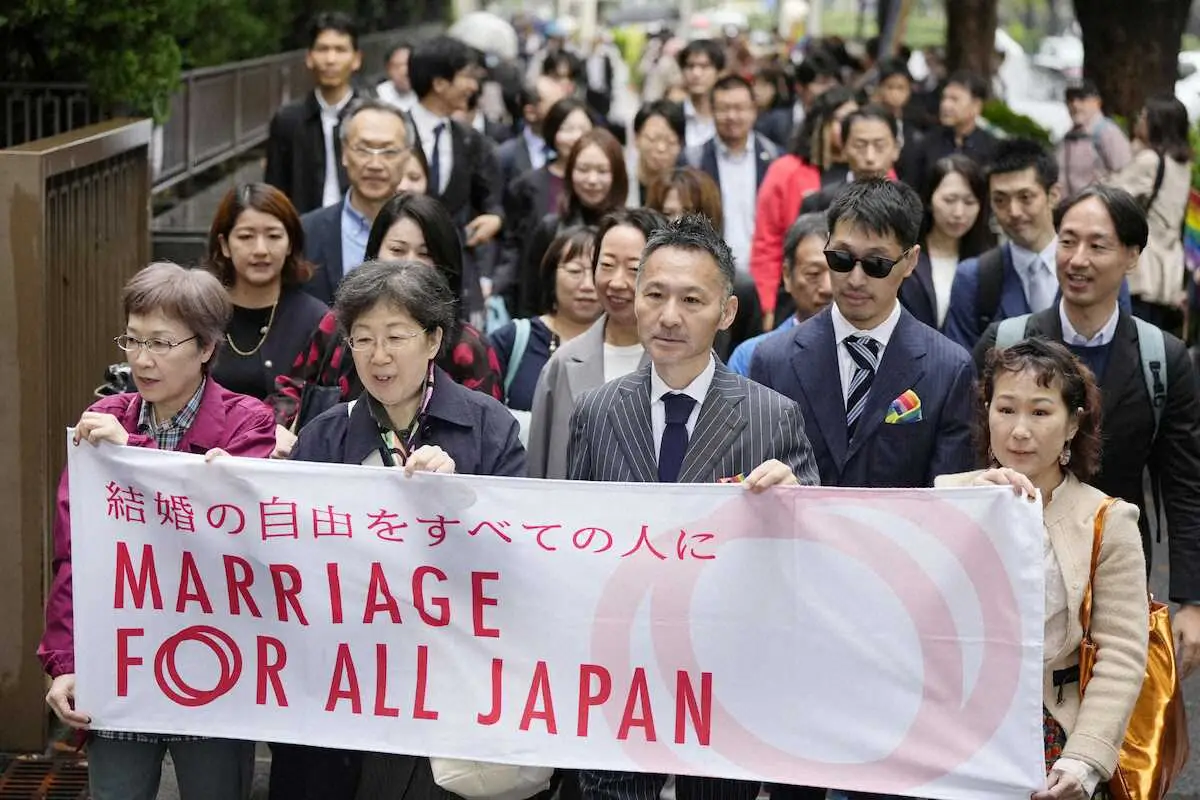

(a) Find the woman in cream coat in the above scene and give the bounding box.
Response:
[937,337,1148,800]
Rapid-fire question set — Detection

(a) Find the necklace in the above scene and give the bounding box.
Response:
[225,301,278,357]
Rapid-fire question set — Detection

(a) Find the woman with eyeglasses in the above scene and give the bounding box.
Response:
[271,259,525,800]
[272,193,503,439]
[41,262,274,800]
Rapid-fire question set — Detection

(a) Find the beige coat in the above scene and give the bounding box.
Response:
[936,471,1149,778]
[1107,144,1193,306]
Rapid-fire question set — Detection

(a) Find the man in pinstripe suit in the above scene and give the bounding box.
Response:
[567,215,820,800]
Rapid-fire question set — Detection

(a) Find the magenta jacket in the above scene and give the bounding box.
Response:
[38,380,276,677]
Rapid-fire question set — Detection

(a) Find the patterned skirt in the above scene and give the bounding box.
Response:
[1043,706,1110,799]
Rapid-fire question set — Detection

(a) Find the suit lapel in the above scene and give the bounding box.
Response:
[701,141,720,190]
[679,363,747,483]
[439,123,471,215]
[791,310,849,467]
[913,251,937,321]
[845,311,928,462]
[754,136,772,187]
[565,317,607,400]
[609,368,657,482]
[1101,315,1141,425]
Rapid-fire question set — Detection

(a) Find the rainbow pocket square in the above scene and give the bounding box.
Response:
[885,389,922,424]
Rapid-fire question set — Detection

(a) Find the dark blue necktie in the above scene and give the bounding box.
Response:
[658,392,696,483]
[429,122,445,194]
[845,335,881,438]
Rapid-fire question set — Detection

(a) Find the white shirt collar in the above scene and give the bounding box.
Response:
[1010,237,1058,274]
[411,101,449,130]
[831,299,903,348]
[316,88,354,115]
[1059,302,1120,347]
[715,135,753,159]
[649,354,716,408]
[471,112,486,134]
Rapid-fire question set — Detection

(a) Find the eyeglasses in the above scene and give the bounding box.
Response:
[345,331,424,352]
[115,334,198,355]
[823,248,912,279]
[348,144,408,161]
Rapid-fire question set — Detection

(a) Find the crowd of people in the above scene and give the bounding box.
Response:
[36,8,1200,800]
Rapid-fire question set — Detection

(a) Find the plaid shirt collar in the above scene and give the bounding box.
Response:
[137,378,206,451]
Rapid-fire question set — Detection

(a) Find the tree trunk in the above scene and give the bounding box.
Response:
[944,0,998,79]
[1074,0,1190,121]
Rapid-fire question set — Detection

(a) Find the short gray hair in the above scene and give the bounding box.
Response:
[339,98,410,144]
[334,261,456,348]
[638,214,736,297]
[783,213,830,271]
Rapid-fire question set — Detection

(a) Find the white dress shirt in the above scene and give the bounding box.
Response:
[831,300,903,404]
[411,102,454,195]
[376,81,415,112]
[317,89,354,208]
[715,136,759,273]
[683,99,715,148]
[649,355,716,456]
[1010,238,1060,313]
[929,255,959,328]
[1059,302,1120,347]
[603,342,644,383]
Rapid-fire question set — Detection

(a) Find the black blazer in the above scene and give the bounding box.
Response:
[407,115,505,227]
[755,106,794,150]
[264,89,369,214]
[298,203,344,307]
[496,166,556,309]
[898,250,939,330]
[900,125,999,194]
[496,132,536,187]
[684,133,779,192]
[975,310,1200,600]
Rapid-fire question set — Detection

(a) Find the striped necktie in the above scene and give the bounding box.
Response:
[845,335,881,438]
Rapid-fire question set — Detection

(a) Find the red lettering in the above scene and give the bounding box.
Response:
[114,542,162,610]
[363,562,402,624]
[269,564,308,625]
[325,643,361,713]
[374,644,400,718]
[176,552,214,614]
[413,566,449,626]
[471,571,500,638]
[675,670,712,745]
[519,660,557,734]
[414,644,438,720]
[478,658,503,725]
[115,627,144,696]
[577,664,612,737]
[327,563,343,624]
[617,668,657,741]
[256,636,288,707]
[223,556,261,618]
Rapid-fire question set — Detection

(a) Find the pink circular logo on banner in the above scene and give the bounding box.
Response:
[590,488,1027,794]
[154,625,243,707]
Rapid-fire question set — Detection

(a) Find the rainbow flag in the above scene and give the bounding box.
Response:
[1185,188,1200,276]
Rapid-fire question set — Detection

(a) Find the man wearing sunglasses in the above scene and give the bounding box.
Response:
[750,178,975,495]
[749,178,976,800]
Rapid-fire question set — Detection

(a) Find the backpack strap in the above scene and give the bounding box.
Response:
[503,318,533,400]
[974,246,1008,336]
[1133,316,1167,439]
[1144,150,1167,212]
[1090,119,1115,173]
[994,314,1032,351]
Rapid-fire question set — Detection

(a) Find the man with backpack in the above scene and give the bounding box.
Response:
[975,184,1200,678]
[1057,79,1132,197]
[943,138,1130,351]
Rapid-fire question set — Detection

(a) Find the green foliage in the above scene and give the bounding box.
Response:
[1190,124,1200,190]
[981,99,1053,145]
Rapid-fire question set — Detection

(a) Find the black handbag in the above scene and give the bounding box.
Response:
[289,336,343,433]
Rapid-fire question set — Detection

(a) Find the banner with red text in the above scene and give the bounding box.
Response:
[68,440,1047,800]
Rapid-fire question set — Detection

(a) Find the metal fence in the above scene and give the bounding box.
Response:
[0,118,153,752]
[0,25,433,193]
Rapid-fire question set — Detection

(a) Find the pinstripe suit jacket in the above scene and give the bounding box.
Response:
[566,360,820,487]
[567,359,817,800]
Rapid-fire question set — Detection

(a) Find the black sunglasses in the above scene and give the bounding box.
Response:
[823,248,912,280]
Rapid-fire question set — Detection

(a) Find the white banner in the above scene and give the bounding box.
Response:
[68,439,1046,800]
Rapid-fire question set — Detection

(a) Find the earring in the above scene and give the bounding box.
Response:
[1059,443,1072,466]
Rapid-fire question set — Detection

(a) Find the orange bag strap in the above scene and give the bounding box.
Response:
[1080,497,1118,643]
